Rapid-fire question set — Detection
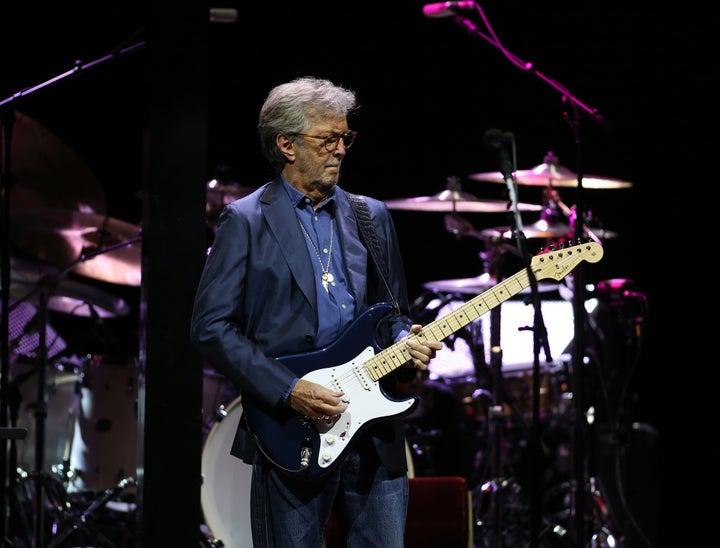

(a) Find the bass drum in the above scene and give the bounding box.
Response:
[201,396,252,548]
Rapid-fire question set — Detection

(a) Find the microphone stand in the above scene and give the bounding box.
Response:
[0,40,144,546]
[488,134,551,547]
[442,6,611,545]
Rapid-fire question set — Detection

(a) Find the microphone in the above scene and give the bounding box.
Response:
[422,1,476,18]
[482,128,514,148]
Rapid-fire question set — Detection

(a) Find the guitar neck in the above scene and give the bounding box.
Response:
[364,267,533,382]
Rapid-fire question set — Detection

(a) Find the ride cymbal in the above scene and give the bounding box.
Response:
[468,151,632,189]
[385,188,541,213]
[10,209,142,286]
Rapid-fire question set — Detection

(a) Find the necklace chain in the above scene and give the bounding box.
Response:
[298,217,335,292]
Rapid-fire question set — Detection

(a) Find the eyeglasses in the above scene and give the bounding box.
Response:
[290,130,357,152]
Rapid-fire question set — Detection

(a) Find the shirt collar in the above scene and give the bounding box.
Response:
[281,175,336,212]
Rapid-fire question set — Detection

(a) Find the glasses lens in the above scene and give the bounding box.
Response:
[318,132,356,151]
[341,131,355,149]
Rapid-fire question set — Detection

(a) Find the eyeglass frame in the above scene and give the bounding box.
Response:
[289,130,357,152]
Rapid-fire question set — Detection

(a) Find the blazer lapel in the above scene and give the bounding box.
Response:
[261,179,317,309]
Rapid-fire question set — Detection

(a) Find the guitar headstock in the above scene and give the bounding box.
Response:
[530,240,604,282]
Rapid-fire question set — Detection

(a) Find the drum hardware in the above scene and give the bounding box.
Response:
[479,187,618,244]
[4,254,134,546]
[3,265,76,547]
[46,476,136,548]
[205,164,257,233]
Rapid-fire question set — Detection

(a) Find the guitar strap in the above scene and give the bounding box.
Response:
[344,190,401,315]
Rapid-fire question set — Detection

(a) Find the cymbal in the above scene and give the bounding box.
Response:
[385,188,542,213]
[468,152,632,189]
[10,257,130,318]
[480,220,618,240]
[10,209,142,286]
[3,111,107,213]
[423,272,558,294]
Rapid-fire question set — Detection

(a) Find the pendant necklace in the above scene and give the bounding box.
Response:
[298,216,335,292]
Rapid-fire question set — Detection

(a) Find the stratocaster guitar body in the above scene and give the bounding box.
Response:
[242,303,414,478]
[242,241,604,480]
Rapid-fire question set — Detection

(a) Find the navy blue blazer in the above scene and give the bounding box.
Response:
[190,176,415,474]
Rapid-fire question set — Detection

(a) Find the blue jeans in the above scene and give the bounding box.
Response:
[250,446,409,547]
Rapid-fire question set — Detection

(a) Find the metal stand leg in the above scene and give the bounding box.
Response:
[47,477,135,548]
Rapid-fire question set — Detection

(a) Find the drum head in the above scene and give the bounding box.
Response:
[201,396,252,548]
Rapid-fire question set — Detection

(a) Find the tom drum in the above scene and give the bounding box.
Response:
[11,361,81,475]
[69,357,139,492]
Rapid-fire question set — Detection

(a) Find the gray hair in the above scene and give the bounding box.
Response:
[258,76,358,171]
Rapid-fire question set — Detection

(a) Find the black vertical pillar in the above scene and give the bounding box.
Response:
[136,2,208,546]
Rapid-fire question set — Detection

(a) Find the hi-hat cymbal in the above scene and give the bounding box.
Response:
[10,257,130,318]
[3,111,107,213]
[468,152,632,189]
[10,209,142,286]
[423,272,557,294]
[385,188,542,213]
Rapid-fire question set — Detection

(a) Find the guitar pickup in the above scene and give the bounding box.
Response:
[351,365,371,390]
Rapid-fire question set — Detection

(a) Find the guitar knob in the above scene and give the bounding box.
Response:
[321,453,332,463]
[324,434,336,445]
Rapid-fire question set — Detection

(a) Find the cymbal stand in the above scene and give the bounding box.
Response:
[7,272,69,547]
[2,111,66,546]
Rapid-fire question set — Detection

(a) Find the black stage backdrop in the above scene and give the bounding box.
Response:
[1,2,712,546]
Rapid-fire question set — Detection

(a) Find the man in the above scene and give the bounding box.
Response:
[190,76,442,547]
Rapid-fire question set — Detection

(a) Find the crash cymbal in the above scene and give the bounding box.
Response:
[10,209,142,286]
[10,258,130,318]
[3,111,107,213]
[385,188,542,213]
[423,272,557,294]
[480,220,618,240]
[468,151,632,189]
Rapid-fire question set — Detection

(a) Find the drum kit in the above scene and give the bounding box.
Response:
[382,153,636,547]
[2,112,144,546]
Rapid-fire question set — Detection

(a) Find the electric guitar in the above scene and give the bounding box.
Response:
[242,241,603,480]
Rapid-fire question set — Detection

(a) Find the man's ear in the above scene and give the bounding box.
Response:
[277,134,295,161]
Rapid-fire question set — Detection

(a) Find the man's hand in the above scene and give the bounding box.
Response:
[288,379,348,420]
[404,324,443,370]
